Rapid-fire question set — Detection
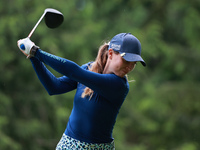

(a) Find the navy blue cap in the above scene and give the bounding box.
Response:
[109,33,146,66]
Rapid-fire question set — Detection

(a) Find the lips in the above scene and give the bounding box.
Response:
[122,70,128,75]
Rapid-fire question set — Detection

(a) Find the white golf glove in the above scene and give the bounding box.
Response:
[17,37,35,53]
[17,37,39,58]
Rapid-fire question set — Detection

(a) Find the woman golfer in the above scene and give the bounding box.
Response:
[17,33,146,150]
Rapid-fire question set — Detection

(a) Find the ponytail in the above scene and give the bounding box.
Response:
[81,42,109,98]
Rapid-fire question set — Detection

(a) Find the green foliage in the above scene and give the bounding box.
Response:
[0,0,200,149]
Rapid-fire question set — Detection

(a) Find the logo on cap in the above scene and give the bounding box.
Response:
[111,44,121,51]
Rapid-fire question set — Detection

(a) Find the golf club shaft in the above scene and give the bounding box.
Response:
[28,11,46,38]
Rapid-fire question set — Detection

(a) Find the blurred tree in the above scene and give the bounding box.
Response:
[0,0,200,149]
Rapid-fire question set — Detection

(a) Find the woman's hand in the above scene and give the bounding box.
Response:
[17,37,36,58]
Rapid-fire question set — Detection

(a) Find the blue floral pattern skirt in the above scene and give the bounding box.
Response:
[56,133,115,150]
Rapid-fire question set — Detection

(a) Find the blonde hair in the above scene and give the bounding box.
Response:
[81,42,109,98]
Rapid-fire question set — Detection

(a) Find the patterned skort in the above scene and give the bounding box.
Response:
[56,133,115,150]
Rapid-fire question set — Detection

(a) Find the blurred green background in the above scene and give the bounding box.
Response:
[1,0,200,149]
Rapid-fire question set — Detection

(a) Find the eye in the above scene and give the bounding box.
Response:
[130,62,137,68]
[132,62,136,67]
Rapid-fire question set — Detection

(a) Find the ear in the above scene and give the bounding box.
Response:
[108,49,114,59]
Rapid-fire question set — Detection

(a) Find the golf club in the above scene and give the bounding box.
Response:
[28,8,64,38]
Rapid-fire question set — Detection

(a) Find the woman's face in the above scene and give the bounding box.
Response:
[108,50,137,77]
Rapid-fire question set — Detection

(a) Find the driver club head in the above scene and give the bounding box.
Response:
[44,8,64,28]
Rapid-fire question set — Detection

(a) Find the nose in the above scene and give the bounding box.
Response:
[126,66,131,72]
[126,62,136,71]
